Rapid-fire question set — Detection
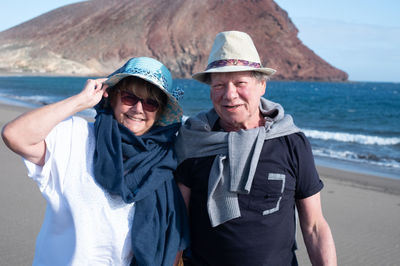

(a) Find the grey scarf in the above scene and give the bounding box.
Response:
[175,98,300,227]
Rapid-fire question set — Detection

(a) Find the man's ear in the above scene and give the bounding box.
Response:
[259,79,267,95]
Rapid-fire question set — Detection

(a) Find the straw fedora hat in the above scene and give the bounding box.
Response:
[192,31,276,83]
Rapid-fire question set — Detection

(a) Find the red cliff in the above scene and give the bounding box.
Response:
[0,0,348,81]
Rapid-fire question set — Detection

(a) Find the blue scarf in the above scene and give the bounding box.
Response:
[93,106,189,265]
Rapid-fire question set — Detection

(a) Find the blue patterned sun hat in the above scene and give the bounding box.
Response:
[105,57,183,126]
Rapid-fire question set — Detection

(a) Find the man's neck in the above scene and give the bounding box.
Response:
[219,113,265,132]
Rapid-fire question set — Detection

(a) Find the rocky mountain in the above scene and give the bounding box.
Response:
[0,0,348,81]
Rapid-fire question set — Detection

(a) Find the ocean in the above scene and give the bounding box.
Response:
[0,76,399,179]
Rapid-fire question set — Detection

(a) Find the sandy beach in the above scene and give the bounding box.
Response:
[0,102,399,265]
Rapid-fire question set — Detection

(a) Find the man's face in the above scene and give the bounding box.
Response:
[210,71,266,131]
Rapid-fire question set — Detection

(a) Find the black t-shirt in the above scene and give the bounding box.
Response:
[175,132,323,266]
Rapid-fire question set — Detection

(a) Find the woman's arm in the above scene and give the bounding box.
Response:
[178,183,191,212]
[174,183,191,266]
[1,78,108,166]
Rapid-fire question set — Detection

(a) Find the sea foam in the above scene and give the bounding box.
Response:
[303,129,400,146]
[312,148,400,169]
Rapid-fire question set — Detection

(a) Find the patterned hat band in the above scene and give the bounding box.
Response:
[206,59,262,70]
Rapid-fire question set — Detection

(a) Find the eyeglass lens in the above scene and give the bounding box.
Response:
[120,91,159,112]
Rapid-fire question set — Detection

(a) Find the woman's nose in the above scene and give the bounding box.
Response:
[130,99,144,112]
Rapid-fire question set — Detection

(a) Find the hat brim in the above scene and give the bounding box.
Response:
[104,73,183,126]
[192,66,276,83]
[105,73,166,91]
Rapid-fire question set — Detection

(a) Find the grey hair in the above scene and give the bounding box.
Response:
[250,71,271,82]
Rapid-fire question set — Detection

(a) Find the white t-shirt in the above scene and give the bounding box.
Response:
[24,116,136,266]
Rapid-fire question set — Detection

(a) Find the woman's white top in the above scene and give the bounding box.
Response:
[24,116,136,266]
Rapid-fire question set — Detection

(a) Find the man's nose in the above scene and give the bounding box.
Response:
[224,82,238,100]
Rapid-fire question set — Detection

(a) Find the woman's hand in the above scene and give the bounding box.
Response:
[1,78,110,166]
[76,78,109,110]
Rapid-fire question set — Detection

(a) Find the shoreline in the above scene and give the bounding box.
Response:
[0,101,399,197]
[316,165,400,195]
[0,101,397,187]
[0,71,101,77]
[3,72,399,84]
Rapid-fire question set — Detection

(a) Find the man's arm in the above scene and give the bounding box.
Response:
[296,192,337,266]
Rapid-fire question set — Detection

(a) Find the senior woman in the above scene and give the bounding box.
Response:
[1,57,189,265]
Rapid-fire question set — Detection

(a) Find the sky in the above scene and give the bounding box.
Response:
[274,0,400,82]
[0,0,399,83]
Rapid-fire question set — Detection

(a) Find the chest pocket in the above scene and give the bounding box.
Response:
[248,173,287,215]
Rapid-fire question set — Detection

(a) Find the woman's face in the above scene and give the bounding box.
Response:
[112,85,160,136]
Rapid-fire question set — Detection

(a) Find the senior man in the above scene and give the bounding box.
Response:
[174,31,336,266]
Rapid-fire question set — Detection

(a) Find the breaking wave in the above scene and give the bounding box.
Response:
[303,129,400,146]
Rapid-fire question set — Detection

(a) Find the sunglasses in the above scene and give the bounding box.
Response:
[119,90,159,112]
